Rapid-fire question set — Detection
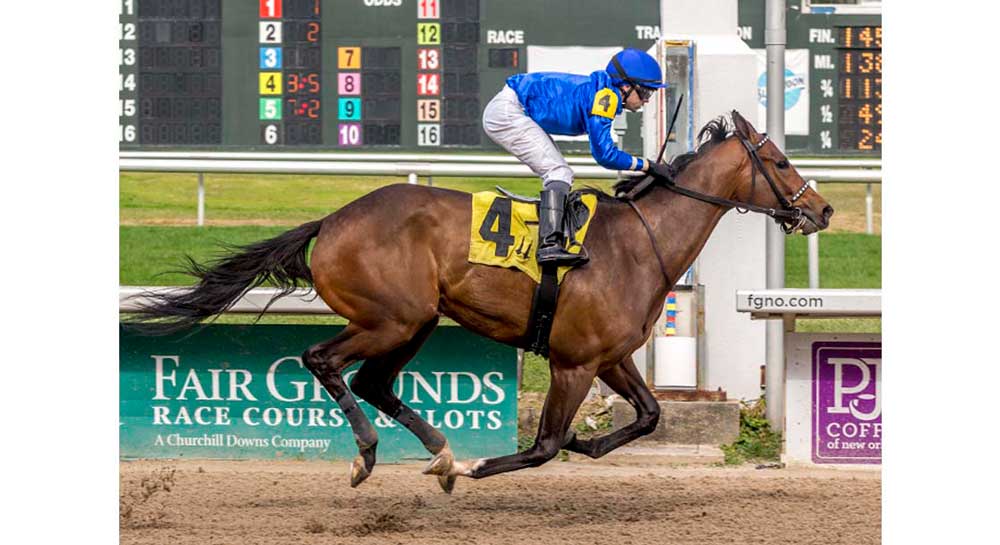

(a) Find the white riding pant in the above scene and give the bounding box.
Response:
[482,85,575,187]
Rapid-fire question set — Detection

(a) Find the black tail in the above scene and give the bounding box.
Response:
[126,220,324,334]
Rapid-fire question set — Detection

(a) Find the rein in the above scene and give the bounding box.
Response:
[627,200,672,290]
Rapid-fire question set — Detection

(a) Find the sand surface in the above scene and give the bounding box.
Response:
[120,458,880,544]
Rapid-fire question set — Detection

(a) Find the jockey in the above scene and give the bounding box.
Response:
[482,48,674,266]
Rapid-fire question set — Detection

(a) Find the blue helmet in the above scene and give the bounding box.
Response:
[606,48,667,89]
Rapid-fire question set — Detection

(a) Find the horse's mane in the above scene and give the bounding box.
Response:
[577,116,734,203]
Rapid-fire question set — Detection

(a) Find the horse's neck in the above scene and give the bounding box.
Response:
[641,157,738,290]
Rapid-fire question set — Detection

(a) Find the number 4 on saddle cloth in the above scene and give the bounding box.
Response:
[468,190,599,355]
[468,191,598,283]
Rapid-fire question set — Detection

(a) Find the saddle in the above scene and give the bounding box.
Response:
[495,186,593,255]
[469,188,598,356]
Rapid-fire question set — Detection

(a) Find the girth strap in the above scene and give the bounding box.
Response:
[524,263,560,356]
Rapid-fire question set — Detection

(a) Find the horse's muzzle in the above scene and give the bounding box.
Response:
[799,205,834,234]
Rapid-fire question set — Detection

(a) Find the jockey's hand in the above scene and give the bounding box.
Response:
[647,161,675,180]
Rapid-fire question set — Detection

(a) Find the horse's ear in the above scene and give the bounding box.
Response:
[731,110,761,140]
[731,110,751,137]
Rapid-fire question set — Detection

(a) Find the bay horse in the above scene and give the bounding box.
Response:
[130,111,833,493]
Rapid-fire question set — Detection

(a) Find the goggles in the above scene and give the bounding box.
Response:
[635,85,656,101]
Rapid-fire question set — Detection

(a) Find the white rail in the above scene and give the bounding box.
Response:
[121,150,881,169]
[119,286,330,314]
[120,157,881,181]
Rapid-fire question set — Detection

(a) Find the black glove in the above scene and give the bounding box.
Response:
[647,161,675,180]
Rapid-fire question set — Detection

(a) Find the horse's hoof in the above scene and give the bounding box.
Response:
[350,455,371,488]
[423,445,454,476]
[437,474,457,494]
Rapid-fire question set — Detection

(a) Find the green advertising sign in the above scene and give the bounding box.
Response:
[120,324,517,461]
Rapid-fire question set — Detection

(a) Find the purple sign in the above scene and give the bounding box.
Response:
[812,342,881,464]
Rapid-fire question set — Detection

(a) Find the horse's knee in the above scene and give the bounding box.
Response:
[301,347,349,396]
[301,346,326,373]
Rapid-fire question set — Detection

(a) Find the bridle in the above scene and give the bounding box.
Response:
[624,132,810,233]
[735,133,810,234]
[622,130,811,288]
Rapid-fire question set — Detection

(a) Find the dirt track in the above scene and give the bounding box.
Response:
[120,459,880,545]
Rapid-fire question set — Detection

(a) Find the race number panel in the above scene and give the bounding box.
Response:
[119,1,139,144]
[415,1,442,147]
[119,0,662,150]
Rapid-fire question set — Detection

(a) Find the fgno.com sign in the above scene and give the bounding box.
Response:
[120,325,517,461]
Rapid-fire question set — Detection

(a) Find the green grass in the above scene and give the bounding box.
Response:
[785,232,881,289]
[521,353,551,393]
[121,225,881,289]
[121,172,614,224]
[120,226,289,285]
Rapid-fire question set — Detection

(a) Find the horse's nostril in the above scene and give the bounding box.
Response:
[822,205,834,220]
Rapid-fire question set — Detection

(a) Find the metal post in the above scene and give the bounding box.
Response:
[197,172,205,227]
[866,182,873,234]
[765,0,787,428]
[807,180,819,289]
[427,175,434,187]
[408,172,418,184]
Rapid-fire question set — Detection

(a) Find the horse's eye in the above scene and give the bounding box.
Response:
[776,160,790,169]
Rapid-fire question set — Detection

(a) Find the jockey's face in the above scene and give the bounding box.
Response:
[621,84,652,112]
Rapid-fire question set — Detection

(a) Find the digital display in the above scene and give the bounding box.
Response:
[360,47,402,146]
[120,0,657,151]
[129,0,224,145]
[440,0,480,146]
[840,25,882,50]
[489,48,520,69]
[837,26,881,151]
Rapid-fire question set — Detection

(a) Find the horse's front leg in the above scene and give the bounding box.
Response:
[563,356,661,458]
[425,359,597,481]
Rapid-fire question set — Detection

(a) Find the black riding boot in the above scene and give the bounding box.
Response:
[537,182,588,266]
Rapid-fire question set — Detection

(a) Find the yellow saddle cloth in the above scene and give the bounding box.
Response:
[468,191,598,284]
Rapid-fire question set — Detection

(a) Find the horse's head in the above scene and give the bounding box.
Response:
[730,111,834,235]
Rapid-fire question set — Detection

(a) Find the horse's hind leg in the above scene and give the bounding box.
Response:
[348,317,458,490]
[563,357,661,458]
[426,360,597,481]
[301,323,412,488]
